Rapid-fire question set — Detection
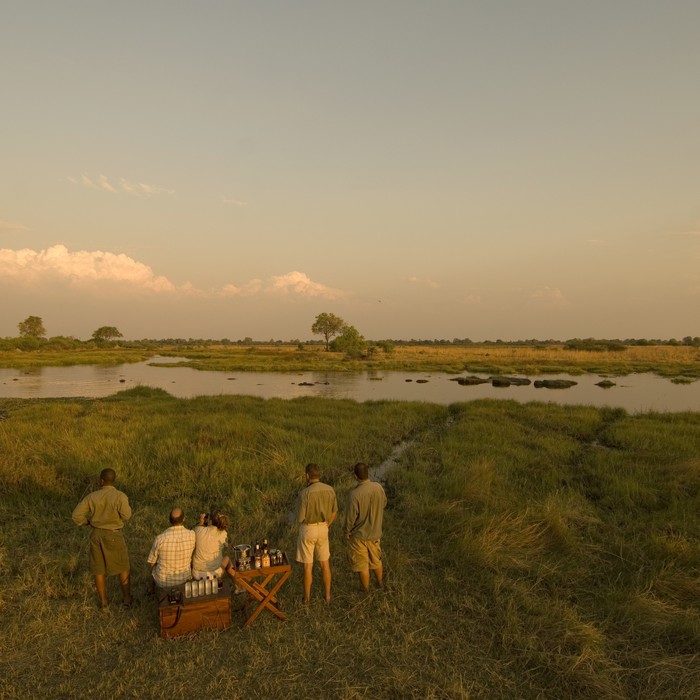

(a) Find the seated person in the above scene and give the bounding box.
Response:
[147,507,196,591]
[192,509,234,580]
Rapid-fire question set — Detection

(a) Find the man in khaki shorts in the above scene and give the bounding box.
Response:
[295,463,337,603]
[72,468,135,609]
[344,462,387,591]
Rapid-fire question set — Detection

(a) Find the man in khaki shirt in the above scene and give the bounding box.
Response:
[72,468,135,609]
[345,462,387,591]
[295,463,337,603]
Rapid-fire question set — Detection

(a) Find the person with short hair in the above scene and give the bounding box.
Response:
[344,462,387,591]
[192,509,234,580]
[295,463,338,603]
[72,468,135,609]
[147,508,196,590]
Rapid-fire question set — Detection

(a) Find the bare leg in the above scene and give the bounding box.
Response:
[372,563,383,588]
[318,559,331,603]
[95,574,108,607]
[302,562,314,603]
[357,570,370,592]
[119,570,132,605]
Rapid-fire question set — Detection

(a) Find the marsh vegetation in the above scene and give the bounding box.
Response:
[1,342,699,377]
[1,390,699,698]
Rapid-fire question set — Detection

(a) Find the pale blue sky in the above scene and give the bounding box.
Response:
[2,1,699,340]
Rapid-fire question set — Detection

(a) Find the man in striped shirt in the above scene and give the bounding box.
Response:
[147,508,196,590]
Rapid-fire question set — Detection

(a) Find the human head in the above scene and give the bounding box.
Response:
[100,468,116,485]
[169,508,185,525]
[305,463,321,481]
[353,462,369,481]
[210,510,229,531]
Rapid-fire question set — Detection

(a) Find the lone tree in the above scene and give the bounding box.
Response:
[311,312,345,351]
[18,315,46,338]
[91,326,123,342]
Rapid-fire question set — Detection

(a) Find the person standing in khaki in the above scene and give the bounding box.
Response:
[295,463,338,603]
[344,462,387,591]
[72,468,135,609]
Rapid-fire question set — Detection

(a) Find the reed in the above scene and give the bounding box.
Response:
[1,392,699,698]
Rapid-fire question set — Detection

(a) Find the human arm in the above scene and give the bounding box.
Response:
[118,493,132,523]
[71,497,91,527]
[296,490,307,524]
[344,493,358,539]
[146,537,160,566]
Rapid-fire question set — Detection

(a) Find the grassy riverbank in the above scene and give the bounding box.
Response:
[1,391,699,698]
[1,343,699,377]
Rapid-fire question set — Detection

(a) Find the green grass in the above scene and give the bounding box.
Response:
[1,391,699,698]
[2,342,700,377]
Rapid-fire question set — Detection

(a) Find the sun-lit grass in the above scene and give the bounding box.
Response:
[1,391,700,698]
[1,342,699,376]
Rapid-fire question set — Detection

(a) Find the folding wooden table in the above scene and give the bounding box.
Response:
[232,557,292,628]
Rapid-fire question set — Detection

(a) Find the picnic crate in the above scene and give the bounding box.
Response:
[158,581,232,639]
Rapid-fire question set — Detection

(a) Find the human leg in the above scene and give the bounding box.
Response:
[356,569,370,592]
[94,574,108,607]
[302,562,314,603]
[118,570,133,605]
[367,540,383,589]
[318,559,331,602]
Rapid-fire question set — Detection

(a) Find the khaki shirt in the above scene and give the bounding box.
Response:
[297,481,338,525]
[344,480,387,541]
[72,485,132,530]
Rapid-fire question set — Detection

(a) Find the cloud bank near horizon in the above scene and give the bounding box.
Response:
[0,244,346,300]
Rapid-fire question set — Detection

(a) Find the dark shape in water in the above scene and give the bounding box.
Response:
[454,376,490,386]
[490,375,531,386]
[416,379,428,384]
[533,379,578,389]
[596,380,616,388]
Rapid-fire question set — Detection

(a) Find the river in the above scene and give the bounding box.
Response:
[0,357,698,413]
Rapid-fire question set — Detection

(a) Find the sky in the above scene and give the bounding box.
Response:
[2,0,699,342]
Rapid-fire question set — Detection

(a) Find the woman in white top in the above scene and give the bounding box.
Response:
[192,510,233,580]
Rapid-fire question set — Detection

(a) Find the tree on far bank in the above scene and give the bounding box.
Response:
[330,324,367,358]
[18,315,46,338]
[91,326,123,342]
[311,312,345,351]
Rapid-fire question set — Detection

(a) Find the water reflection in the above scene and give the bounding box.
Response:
[0,358,698,413]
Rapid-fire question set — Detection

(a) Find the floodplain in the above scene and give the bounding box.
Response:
[1,342,699,377]
[1,388,699,698]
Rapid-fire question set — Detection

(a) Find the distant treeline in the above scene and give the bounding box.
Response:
[1,335,699,351]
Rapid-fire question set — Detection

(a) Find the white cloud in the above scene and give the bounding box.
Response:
[222,197,247,206]
[221,272,346,300]
[407,276,439,288]
[120,178,175,196]
[0,244,347,301]
[0,244,177,292]
[460,294,481,305]
[529,286,569,307]
[69,174,174,196]
[0,220,29,233]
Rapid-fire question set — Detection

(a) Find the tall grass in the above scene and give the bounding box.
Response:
[1,391,699,698]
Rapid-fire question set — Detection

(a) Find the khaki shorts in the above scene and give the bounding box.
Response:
[90,528,130,576]
[348,538,382,572]
[296,522,330,564]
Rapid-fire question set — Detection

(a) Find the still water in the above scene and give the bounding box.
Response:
[1,357,698,413]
